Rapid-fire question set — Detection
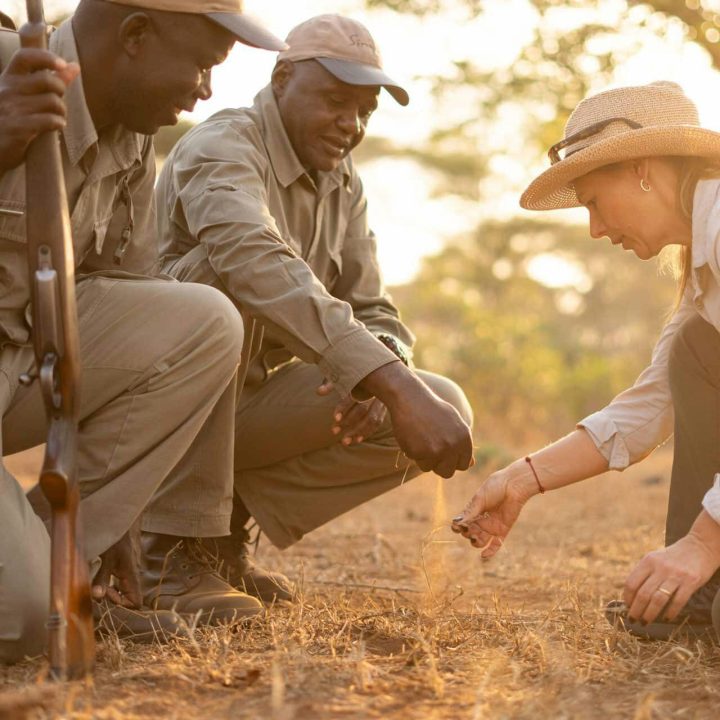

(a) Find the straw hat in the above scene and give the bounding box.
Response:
[520,81,720,211]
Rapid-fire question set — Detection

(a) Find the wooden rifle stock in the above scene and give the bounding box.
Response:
[19,0,94,680]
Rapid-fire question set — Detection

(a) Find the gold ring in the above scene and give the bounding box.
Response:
[656,587,673,597]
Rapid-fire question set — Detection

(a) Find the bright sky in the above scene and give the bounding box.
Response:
[9,0,720,285]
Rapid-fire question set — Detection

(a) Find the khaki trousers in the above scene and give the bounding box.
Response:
[234,361,473,549]
[1,276,242,663]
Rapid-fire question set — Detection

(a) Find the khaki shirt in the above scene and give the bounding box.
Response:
[578,178,720,522]
[156,85,412,396]
[0,21,157,348]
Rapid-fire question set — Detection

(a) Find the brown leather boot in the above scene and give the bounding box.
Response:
[140,533,263,624]
[93,600,192,643]
[203,528,295,604]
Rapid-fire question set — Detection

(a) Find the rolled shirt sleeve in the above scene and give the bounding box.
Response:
[703,475,720,526]
[172,121,398,397]
[578,295,697,469]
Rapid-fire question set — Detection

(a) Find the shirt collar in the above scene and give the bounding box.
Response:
[253,84,352,191]
[691,178,720,269]
[49,20,145,171]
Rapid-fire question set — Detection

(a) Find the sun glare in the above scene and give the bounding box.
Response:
[10,0,720,285]
[526,253,593,292]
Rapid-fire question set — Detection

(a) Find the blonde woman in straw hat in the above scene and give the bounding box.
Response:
[452,80,720,641]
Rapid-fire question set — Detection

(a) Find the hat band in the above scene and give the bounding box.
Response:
[548,117,643,165]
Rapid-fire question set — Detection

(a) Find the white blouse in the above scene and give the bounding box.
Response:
[578,178,720,526]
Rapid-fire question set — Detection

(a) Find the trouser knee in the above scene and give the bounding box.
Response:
[180,284,244,375]
[417,369,473,427]
[0,587,47,665]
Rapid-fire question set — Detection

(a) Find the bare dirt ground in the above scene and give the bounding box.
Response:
[2,445,719,719]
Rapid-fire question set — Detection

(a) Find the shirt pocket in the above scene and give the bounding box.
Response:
[0,199,25,243]
[0,199,27,304]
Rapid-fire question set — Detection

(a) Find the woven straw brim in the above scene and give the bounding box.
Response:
[520,126,720,211]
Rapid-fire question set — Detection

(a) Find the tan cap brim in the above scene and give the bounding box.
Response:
[520,126,720,211]
[316,57,409,106]
[208,12,286,51]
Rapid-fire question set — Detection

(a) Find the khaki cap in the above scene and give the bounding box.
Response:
[521,81,720,211]
[278,14,409,106]
[105,0,286,51]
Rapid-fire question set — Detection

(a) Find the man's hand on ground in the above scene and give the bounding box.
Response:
[0,48,79,171]
[317,380,387,444]
[92,528,143,609]
[358,361,473,478]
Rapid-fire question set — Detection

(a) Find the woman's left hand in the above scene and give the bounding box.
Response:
[623,533,719,624]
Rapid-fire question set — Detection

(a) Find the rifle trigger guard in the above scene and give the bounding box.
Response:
[19,370,38,386]
[40,352,62,411]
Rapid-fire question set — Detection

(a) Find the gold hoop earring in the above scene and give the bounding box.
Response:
[640,179,651,192]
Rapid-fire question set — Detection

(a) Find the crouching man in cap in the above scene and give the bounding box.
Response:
[0,0,285,662]
[155,14,474,602]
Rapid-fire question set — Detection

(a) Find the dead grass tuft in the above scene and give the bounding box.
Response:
[2,448,720,718]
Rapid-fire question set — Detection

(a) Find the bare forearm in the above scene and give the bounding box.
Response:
[504,428,610,500]
[357,359,414,408]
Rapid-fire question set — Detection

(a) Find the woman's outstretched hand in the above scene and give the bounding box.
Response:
[451,467,537,558]
[451,432,609,559]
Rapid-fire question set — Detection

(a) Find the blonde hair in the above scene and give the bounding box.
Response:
[662,157,720,312]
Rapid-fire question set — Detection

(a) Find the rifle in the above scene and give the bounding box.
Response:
[19,0,95,680]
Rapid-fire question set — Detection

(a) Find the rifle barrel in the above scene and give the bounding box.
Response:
[19,0,94,680]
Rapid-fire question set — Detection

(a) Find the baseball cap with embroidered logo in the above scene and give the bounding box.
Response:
[104,0,286,51]
[278,14,409,106]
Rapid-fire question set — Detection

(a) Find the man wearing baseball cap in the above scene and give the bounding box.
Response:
[154,14,473,602]
[0,0,284,662]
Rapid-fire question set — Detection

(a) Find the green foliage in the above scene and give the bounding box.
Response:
[392,218,675,449]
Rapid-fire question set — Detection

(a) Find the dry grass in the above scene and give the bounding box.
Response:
[2,446,720,719]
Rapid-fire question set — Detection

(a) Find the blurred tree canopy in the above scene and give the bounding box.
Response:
[365,0,709,449]
[362,1,720,183]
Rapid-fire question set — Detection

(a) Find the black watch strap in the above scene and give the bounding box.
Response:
[375,333,413,368]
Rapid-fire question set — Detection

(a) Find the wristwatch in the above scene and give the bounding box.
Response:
[375,333,413,368]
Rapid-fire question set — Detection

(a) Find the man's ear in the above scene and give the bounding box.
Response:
[117,12,154,57]
[271,60,294,97]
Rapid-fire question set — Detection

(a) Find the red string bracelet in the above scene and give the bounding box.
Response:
[525,455,546,494]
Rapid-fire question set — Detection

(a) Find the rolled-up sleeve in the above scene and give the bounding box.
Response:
[703,475,720,526]
[174,121,398,397]
[578,295,697,469]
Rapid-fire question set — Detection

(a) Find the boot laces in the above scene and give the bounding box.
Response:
[176,538,224,579]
